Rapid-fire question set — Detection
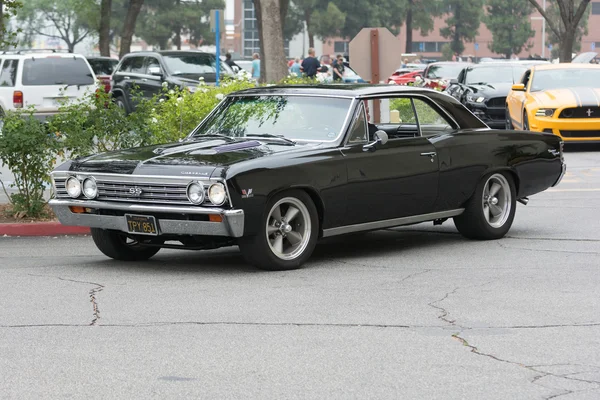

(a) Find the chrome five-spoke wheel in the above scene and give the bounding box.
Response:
[266,197,311,261]
[482,173,511,228]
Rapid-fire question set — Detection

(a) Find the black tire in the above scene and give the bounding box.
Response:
[91,228,161,261]
[505,106,513,130]
[114,95,130,115]
[523,112,529,131]
[454,172,516,240]
[238,190,319,271]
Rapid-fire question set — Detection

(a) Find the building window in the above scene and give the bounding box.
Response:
[242,0,289,58]
[334,41,348,54]
[592,2,600,15]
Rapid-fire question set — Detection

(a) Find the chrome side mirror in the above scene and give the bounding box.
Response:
[363,130,389,151]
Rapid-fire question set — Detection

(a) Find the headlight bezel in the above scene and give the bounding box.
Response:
[186,181,205,205]
[208,182,227,206]
[82,177,98,199]
[65,176,82,198]
[535,108,556,117]
[466,93,485,103]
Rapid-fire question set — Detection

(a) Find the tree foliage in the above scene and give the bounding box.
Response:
[18,0,96,52]
[440,0,484,55]
[334,0,406,39]
[545,0,591,59]
[1,0,23,49]
[311,2,345,40]
[405,0,444,54]
[485,0,534,58]
[527,0,591,62]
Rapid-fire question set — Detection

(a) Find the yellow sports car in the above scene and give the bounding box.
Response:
[506,63,600,143]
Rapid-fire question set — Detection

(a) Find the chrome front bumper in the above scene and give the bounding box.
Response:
[49,199,244,237]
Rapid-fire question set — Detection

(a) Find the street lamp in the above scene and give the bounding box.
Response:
[531,0,546,58]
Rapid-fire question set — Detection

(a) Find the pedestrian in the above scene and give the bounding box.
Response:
[251,52,260,82]
[333,54,345,82]
[224,53,239,70]
[300,48,321,79]
[401,58,408,68]
[290,57,301,77]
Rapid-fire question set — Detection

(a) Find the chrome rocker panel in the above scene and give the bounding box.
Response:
[49,199,245,238]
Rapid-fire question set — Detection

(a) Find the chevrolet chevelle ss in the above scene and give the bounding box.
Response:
[49,85,566,270]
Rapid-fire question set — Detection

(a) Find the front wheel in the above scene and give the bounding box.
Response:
[523,112,530,131]
[505,106,513,130]
[239,190,319,271]
[91,228,161,261]
[454,172,516,240]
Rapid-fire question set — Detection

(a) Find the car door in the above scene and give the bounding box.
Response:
[137,56,164,100]
[507,68,531,129]
[113,56,146,108]
[340,97,439,226]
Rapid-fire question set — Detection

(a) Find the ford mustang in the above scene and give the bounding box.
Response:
[49,85,566,271]
[506,63,600,143]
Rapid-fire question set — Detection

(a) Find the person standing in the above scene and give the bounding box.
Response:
[333,54,345,82]
[224,53,239,70]
[300,48,321,78]
[251,53,260,82]
[290,57,301,77]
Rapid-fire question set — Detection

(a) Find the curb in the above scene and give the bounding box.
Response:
[0,222,90,237]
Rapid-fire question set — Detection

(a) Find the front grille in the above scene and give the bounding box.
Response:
[559,130,600,138]
[559,107,600,118]
[53,176,221,206]
[486,97,506,108]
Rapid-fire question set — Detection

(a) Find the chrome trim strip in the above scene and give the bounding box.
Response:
[322,209,465,238]
[49,199,230,215]
[552,163,567,187]
[232,93,355,99]
[51,171,209,182]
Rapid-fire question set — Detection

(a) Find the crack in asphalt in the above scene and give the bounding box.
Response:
[427,286,600,399]
[497,241,600,255]
[25,274,104,326]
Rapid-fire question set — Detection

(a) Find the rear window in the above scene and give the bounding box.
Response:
[87,59,118,76]
[0,59,19,86]
[426,64,466,79]
[22,57,94,86]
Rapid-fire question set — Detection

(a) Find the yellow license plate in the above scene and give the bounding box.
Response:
[125,214,158,236]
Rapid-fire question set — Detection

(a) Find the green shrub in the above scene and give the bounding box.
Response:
[0,108,61,218]
[278,75,319,85]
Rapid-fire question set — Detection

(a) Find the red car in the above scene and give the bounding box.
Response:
[422,62,472,90]
[387,69,424,85]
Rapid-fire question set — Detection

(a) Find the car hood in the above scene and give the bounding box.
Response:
[529,87,600,108]
[467,82,513,97]
[69,137,310,177]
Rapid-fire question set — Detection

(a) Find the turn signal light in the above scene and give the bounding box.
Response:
[208,214,223,223]
[13,91,23,108]
[69,206,86,213]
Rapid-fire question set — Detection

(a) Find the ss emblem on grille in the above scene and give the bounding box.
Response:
[129,187,143,196]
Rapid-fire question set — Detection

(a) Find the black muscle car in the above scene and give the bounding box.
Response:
[445,63,534,129]
[49,85,566,271]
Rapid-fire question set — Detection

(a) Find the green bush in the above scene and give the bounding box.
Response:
[0,108,61,218]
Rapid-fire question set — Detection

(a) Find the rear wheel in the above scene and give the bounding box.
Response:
[91,228,161,261]
[239,190,319,271]
[454,172,516,240]
[114,95,130,114]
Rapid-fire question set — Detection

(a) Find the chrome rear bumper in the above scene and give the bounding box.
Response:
[49,199,244,237]
[553,163,567,187]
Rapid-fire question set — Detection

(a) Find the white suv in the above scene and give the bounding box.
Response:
[0,50,97,120]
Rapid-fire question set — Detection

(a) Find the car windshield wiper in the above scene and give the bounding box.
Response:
[468,82,495,88]
[188,133,235,141]
[244,134,296,145]
[56,82,83,89]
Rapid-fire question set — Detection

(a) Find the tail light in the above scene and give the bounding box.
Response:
[13,91,23,108]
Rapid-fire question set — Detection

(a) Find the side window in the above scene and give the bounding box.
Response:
[369,96,419,139]
[129,57,146,74]
[347,103,368,144]
[117,58,133,73]
[144,57,161,74]
[412,98,454,137]
[0,59,19,87]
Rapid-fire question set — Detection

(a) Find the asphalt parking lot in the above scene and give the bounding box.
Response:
[1,146,599,399]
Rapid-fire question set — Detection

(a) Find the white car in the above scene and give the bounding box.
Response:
[0,50,97,120]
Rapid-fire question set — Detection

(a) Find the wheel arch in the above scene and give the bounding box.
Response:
[465,167,521,205]
[267,185,325,237]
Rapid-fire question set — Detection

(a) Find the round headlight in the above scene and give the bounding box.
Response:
[208,182,226,205]
[187,182,205,204]
[65,177,82,198]
[82,177,98,199]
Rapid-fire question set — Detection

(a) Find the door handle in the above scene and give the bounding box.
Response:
[124,76,131,79]
[141,78,148,82]
[420,152,437,162]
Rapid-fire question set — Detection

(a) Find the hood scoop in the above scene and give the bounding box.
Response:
[190,140,262,155]
[153,140,224,155]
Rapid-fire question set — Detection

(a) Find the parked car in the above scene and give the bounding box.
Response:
[111,50,234,113]
[317,62,365,83]
[572,52,598,63]
[49,85,565,271]
[421,61,472,90]
[86,56,118,93]
[506,63,600,143]
[444,63,529,129]
[387,69,424,85]
[0,49,97,121]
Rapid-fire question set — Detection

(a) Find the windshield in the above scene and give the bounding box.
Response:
[193,95,352,142]
[163,54,231,76]
[465,66,526,84]
[531,68,600,92]
[22,57,94,86]
[344,65,359,78]
[426,64,465,79]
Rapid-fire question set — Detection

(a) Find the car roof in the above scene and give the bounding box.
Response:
[232,84,454,99]
[532,63,600,71]
[428,61,472,66]
[124,50,213,57]
[86,56,117,61]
